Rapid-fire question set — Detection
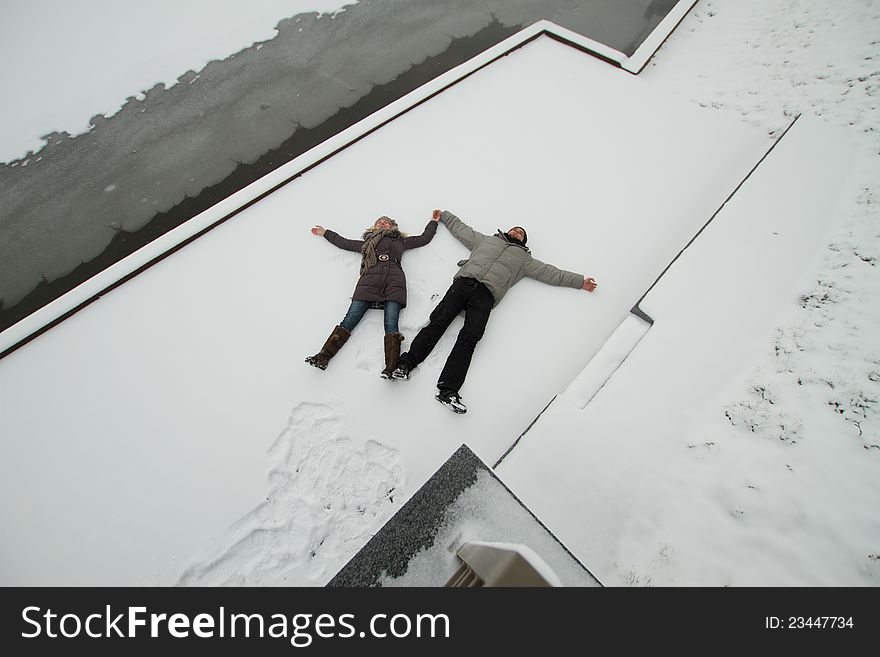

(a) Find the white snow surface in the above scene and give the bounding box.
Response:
[627,0,880,586]
[1,1,879,587]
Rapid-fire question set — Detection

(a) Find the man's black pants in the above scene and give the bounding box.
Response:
[400,277,494,394]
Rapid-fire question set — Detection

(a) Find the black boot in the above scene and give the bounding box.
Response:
[380,333,404,379]
[391,353,414,380]
[436,388,467,414]
[305,325,351,370]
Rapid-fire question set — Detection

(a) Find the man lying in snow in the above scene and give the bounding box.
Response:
[393,209,597,414]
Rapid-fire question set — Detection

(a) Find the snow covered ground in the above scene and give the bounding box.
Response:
[1,0,878,587]
[1,26,768,585]
[605,0,880,586]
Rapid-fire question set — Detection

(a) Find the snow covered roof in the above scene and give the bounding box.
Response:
[0,15,862,587]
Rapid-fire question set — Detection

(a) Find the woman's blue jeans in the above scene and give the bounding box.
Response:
[340,300,401,334]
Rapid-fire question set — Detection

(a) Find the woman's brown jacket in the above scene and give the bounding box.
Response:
[323,220,437,306]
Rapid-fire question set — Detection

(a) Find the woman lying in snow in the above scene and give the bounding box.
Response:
[306,213,438,378]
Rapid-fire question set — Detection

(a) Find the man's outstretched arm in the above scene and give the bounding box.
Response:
[525,257,598,293]
[437,209,487,251]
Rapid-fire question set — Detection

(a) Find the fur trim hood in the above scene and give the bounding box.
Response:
[362,227,407,239]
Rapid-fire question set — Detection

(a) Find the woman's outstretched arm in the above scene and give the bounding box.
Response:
[311,225,364,252]
[402,212,439,250]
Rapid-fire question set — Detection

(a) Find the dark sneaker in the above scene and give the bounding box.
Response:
[435,389,467,414]
[391,362,412,380]
[305,353,329,370]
